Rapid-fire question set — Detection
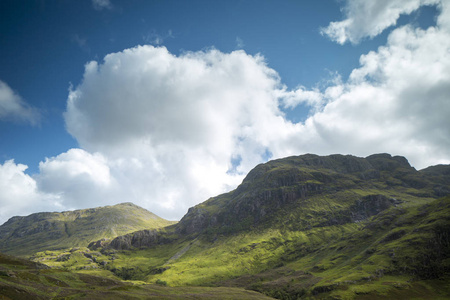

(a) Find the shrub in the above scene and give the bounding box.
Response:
[155,279,167,286]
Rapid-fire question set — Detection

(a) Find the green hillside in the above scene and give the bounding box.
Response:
[30,197,450,299]
[4,153,450,299]
[176,153,449,236]
[0,203,176,256]
[0,252,271,299]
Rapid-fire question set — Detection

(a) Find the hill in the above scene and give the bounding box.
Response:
[0,252,270,299]
[103,153,450,250]
[177,153,450,234]
[7,153,450,299]
[72,153,450,299]
[0,202,176,256]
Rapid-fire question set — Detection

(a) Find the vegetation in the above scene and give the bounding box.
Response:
[2,153,450,299]
[29,197,450,299]
[0,252,272,299]
[0,202,176,256]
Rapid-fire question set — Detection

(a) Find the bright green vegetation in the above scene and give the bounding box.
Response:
[0,202,176,256]
[31,197,450,299]
[3,153,450,299]
[0,252,272,299]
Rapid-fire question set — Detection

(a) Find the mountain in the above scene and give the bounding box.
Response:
[177,153,424,234]
[178,153,450,233]
[5,153,450,299]
[73,153,449,299]
[0,202,176,256]
[104,153,450,249]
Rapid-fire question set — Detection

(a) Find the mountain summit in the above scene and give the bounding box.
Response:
[101,153,450,251]
[0,202,176,256]
[176,153,450,235]
[3,153,450,299]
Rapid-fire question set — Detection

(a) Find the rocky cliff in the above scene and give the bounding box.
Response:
[101,153,450,250]
[99,229,173,251]
[176,153,449,235]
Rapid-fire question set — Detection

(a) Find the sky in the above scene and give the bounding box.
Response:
[1,0,449,225]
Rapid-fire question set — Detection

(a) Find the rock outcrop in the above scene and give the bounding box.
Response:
[106,229,172,250]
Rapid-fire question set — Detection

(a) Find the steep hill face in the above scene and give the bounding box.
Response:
[28,153,450,299]
[176,153,450,235]
[102,153,450,251]
[0,203,176,256]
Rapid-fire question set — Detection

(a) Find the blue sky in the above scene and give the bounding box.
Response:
[1,0,340,173]
[0,0,449,223]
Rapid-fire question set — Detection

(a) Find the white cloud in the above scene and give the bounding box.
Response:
[61,6,450,218]
[0,80,40,125]
[303,0,450,167]
[278,86,324,112]
[92,0,112,11]
[321,0,441,44]
[2,0,450,224]
[64,46,294,219]
[0,160,58,225]
[37,149,113,209]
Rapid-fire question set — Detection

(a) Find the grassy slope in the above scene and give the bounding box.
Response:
[0,203,176,256]
[108,197,449,299]
[0,252,273,299]
[18,154,450,299]
[177,153,442,236]
[33,197,450,299]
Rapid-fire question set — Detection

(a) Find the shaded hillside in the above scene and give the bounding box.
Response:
[104,153,450,250]
[176,153,449,234]
[33,197,450,299]
[62,153,449,299]
[0,203,176,256]
[214,196,450,299]
[9,153,450,299]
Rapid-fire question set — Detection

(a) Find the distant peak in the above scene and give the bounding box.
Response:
[114,202,137,206]
[366,153,413,171]
[365,153,392,160]
[113,202,145,209]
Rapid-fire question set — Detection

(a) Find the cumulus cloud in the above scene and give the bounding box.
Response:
[2,0,449,224]
[278,86,324,112]
[321,0,441,44]
[0,150,114,224]
[61,7,450,220]
[64,46,294,218]
[0,80,40,125]
[0,160,57,225]
[304,0,450,167]
[37,149,113,209]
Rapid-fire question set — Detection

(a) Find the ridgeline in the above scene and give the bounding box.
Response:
[1,153,450,299]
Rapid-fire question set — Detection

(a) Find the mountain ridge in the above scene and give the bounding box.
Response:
[95,153,450,251]
[0,202,176,256]
[2,153,450,299]
[175,153,449,235]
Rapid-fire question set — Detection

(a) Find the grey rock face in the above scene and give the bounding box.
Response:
[176,153,447,236]
[106,229,171,250]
